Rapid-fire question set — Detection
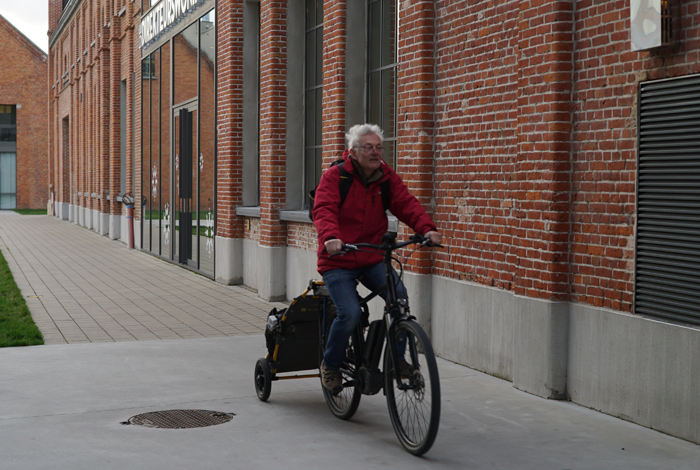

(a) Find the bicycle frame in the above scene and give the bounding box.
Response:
[344,232,422,393]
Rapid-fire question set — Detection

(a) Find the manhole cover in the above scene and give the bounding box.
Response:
[121,410,234,429]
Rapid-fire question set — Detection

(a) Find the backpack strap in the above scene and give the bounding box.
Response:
[379,179,391,213]
[337,165,353,209]
[308,158,349,221]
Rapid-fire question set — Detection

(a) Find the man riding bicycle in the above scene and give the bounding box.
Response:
[312,123,442,394]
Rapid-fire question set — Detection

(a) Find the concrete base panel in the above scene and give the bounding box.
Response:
[241,240,286,301]
[403,272,433,339]
[119,215,127,244]
[109,215,120,240]
[78,206,85,227]
[512,296,569,399]
[242,238,259,292]
[99,213,109,236]
[86,209,93,230]
[57,202,69,220]
[432,276,514,381]
[568,304,700,445]
[68,204,75,223]
[285,246,320,300]
[134,220,141,249]
[258,245,286,301]
[215,236,243,285]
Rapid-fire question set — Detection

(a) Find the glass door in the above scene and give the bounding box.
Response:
[0,152,16,209]
[173,103,198,267]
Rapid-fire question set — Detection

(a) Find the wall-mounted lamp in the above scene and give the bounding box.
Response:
[631,0,677,51]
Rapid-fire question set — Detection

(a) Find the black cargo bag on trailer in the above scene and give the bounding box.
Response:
[264,294,331,374]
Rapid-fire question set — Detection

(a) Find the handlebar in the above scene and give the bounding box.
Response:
[329,233,443,257]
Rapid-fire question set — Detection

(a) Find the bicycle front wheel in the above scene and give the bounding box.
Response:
[384,320,440,455]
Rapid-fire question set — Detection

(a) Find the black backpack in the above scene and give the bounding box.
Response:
[308,158,390,221]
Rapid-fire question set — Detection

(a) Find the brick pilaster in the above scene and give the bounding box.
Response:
[110,16,122,216]
[215,0,244,239]
[397,0,436,275]
[100,33,111,215]
[258,0,287,246]
[514,0,574,300]
[321,0,346,163]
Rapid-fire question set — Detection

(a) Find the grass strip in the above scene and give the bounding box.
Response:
[0,248,44,347]
[13,209,47,215]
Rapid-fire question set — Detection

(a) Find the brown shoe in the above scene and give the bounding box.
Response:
[399,358,414,378]
[321,362,342,395]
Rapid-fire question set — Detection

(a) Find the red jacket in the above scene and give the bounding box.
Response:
[312,154,437,274]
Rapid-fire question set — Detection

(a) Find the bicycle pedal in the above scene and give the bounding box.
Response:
[331,385,343,396]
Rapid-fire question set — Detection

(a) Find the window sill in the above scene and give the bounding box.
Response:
[236,206,260,218]
[279,210,312,223]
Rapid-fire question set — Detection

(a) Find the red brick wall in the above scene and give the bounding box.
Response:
[49,0,141,220]
[427,0,700,310]
[44,0,700,312]
[567,0,700,311]
[431,1,520,290]
[321,0,347,163]
[0,16,48,209]
[514,1,574,300]
[258,1,287,246]
[396,0,437,275]
[215,0,244,239]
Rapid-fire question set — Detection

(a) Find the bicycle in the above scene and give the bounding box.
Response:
[320,232,441,455]
[254,232,442,456]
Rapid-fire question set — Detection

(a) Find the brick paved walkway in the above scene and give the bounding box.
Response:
[0,211,286,344]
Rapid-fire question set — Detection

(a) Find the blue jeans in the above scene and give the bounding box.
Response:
[322,262,407,370]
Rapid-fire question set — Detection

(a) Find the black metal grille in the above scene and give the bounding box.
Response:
[636,75,700,326]
[122,410,235,429]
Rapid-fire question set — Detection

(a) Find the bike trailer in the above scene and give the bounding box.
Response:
[263,281,332,374]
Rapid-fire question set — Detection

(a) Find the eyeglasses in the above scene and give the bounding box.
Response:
[357,145,385,153]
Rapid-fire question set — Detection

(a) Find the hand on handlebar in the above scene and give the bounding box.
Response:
[424,231,443,247]
[324,238,344,255]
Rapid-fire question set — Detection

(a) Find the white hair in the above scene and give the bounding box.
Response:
[346,124,384,149]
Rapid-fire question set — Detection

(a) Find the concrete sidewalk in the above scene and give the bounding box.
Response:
[0,212,287,344]
[1,212,699,468]
[2,336,699,469]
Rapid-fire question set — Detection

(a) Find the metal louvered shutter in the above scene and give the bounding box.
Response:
[636,75,700,326]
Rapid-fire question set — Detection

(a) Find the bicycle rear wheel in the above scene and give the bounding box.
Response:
[384,320,440,455]
[321,304,361,420]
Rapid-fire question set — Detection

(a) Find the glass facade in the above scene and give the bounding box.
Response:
[141,8,216,276]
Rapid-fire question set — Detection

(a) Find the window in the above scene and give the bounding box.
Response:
[0,105,16,143]
[635,75,700,326]
[367,0,397,169]
[303,0,323,207]
[141,55,157,79]
[243,0,261,206]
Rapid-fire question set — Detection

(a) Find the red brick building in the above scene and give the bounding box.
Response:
[48,0,142,236]
[49,0,700,444]
[0,14,48,210]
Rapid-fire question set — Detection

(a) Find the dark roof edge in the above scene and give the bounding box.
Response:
[48,0,81,50]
